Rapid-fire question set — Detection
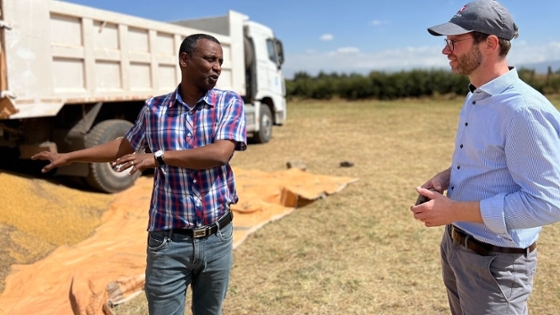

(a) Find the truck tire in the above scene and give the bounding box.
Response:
[252,105,272,144]
[84,120,140,193]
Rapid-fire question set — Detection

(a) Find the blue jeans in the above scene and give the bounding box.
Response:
[145,222,233,315]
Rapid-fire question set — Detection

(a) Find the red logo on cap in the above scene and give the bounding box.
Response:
[457,5,467,13]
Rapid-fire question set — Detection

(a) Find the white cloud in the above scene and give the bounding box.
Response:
[282,41,560,79]
[335,47,360,54]
[371,20,389,26]
[320,33,333,41]
[283,45,447,78]
[508,40,560,65]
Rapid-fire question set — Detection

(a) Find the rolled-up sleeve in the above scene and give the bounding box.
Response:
[494,106,560,230]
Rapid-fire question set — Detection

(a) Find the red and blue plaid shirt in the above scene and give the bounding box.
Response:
[125,87,247,231]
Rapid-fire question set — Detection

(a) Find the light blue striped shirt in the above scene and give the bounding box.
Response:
[449,68,560,248]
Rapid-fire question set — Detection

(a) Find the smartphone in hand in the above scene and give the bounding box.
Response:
[415,188,436,206]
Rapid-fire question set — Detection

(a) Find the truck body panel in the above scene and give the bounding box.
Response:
[2,0,246,119]
[0,0,286,192]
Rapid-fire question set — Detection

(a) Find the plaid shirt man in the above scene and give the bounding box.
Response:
[126,87,247,231]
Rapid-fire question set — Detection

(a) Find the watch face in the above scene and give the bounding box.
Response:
[155,150,165,165]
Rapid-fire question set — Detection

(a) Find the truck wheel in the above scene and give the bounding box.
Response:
[252,105,272,144]
[84,120,139,193]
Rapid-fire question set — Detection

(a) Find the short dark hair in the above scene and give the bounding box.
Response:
[178,33,220,59]
[471,31,512,57]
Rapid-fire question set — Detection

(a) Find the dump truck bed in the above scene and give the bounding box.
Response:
[0,0,246,119]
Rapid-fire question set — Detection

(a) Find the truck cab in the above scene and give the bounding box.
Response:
[172,11,286,144]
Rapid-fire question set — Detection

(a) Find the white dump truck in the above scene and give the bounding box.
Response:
[0,0,286,192]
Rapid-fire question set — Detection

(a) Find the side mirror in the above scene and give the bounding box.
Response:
[275,39,284,68]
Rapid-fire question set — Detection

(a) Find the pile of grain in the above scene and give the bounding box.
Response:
[0,172,115,293]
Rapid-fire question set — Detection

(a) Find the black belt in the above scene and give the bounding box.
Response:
[450,225,536,256]
[172,211,233,239]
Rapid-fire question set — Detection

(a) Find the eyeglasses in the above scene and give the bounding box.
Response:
[444,37,472,51]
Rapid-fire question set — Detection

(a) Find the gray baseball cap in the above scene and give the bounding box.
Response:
[428,0,518,40]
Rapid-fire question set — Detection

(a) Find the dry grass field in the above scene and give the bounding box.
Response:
[110,96,560,315]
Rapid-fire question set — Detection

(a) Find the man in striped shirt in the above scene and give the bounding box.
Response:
[32,33,247,315]
[410,1,560,314]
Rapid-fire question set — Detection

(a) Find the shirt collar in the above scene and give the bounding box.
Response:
[474,67,518,96]
[171,86,217,109]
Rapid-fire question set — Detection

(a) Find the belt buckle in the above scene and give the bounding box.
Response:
[192,228,208,239]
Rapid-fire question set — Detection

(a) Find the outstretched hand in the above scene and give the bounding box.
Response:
[31,151,70,173]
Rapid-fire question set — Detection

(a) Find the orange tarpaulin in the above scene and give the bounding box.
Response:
[0,168,357,315]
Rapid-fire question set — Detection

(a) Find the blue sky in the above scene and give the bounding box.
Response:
[60,0,560,79]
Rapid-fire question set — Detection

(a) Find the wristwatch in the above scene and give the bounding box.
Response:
[154,150,165,166]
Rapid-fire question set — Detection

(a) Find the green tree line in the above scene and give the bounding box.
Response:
[285,68,560,100]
